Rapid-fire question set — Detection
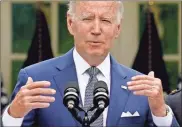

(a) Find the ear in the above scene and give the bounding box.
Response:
[67,13,74,35]
[115,20,122,38]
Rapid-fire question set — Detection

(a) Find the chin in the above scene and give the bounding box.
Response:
[87,50,104,57]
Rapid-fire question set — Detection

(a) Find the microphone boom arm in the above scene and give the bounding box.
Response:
[68,107,83,124]
[89,107,104,124]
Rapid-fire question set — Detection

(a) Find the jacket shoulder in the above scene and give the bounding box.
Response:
[23,57,59,70]
[117,63,143,76]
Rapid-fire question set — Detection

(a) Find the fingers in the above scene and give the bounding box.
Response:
[127,80,153,86]
[128,84,151,91]
[131,74,154,81]
[22,77,50,90]
[20,78,56,105]
[25,81,51,90]
[29,88,56,95]
[133,89,153,96]
[26,77,33,85]
[132,86,160,98]
[20,88,56,96]
[148,71,154,77]
[19,96,55,110]
[26,96,55,103]
[128,71,162,98]
[28,103,51,109]
[131,71,155,81]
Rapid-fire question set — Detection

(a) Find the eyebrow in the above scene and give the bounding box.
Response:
[80,12,114,19]
[79,12,94,18]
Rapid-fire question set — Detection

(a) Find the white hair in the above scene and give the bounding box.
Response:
[67,1,124,24]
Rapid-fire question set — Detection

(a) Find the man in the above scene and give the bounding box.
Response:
[2,1,179,127]
[166,89,182,126]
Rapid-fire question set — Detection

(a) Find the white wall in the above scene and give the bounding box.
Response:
[111,2,139,67]
[0,1,11,93]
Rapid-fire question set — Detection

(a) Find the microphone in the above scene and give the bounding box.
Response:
[89,81,109,124]
[93,81,109,109]
[63,82,79,109]
[63,82,83,124]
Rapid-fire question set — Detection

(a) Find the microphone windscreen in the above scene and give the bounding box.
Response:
[94,81,108,94]
[64,82,79,94]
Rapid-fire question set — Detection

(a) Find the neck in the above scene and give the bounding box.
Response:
[76,50,108,67]
[84,55,106,66]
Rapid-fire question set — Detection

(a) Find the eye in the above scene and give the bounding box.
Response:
[83,18,92,21]
[82,16,94,21]
[101,19,111,23]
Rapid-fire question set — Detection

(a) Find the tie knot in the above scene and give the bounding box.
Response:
[86,66,100,77]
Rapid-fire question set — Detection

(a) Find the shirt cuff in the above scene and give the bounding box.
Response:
[2,104,24,127]
[152,105,173,127]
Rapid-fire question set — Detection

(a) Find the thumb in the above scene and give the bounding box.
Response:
[26,77,33,85]
[148,71,154,78]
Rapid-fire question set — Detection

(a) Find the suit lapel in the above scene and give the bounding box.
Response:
[53,49,83,126]
[53,64,78,98]
[106,56,131,126]
[53,49,77,97]
[53,49,83,105]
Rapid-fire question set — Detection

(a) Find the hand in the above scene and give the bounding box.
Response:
[8,77,56,118]
[127,71,166,117]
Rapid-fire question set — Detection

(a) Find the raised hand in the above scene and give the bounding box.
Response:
[8,77,56,118]
[127,71,166,116]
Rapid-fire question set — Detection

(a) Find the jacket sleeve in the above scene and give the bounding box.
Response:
[165,93,182,127]
[10,69,37,127]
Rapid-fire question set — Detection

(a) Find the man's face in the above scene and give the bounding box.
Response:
[67,1,121,58]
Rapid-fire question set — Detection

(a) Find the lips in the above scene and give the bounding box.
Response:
[87,41,103,46]
[87,41,103,44]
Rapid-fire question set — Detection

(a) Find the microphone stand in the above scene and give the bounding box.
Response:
[88,106,104,125]
[68,106,84,124]
[68,105,90,127]
[67,105,105,127]
[82,105,96,127]
[82,111,90,127]
[82,105,104,127]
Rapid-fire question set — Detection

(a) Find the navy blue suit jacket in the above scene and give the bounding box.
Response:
[11,49,179,127]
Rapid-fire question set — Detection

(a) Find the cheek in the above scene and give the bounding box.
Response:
[76,22,90,35]
[103,29,116,46]
[72,24,87,45]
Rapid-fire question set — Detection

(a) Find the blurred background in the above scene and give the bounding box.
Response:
[0,0,182,113]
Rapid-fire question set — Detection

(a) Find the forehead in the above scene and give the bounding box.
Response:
[75,1,119,16]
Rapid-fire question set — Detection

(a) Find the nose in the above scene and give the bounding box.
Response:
[91,19,101,36]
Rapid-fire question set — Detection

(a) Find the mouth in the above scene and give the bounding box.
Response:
[87,41,103,44]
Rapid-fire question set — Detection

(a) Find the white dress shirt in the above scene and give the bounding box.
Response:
[73,48,111,127]
[2,48,173,127]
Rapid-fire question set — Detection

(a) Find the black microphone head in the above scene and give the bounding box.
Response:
[94,81,109,95]
[64,82,79,95]
[93,81,109,109]
[63,82,79,109]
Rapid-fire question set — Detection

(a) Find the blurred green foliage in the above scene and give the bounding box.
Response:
[12,4,36,53]
[139,3,178,54]
[166,61,179,90]
[58,3,74,54]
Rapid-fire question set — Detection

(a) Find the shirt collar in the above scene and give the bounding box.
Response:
[73,48,110,78]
